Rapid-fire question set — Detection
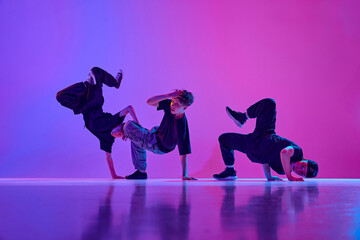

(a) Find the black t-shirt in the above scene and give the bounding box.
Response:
[155,100,191,155]
[246,133,303,175]
[83,108,125,153]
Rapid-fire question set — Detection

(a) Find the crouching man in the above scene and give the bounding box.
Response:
[213,98,319,181]
[111,90,196,180]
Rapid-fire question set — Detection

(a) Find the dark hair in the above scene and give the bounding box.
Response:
[178,90,194,107]
[306,160,319,178]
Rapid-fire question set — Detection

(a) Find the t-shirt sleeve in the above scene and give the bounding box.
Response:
[100,139,114,153]
[157,99,171,113]
[177,118,191,155]
[116,114,126,125]
[290,145,303,162]
[271,145,303,174]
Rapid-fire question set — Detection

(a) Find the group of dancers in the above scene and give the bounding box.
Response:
[56,67,318,181]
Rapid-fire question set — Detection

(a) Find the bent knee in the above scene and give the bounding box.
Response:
[219,133,230,143]
[261,98,276,108]
[91,66,100,72]
[56,90,64,103]
[263,98,276,104]
[56,91,61,100]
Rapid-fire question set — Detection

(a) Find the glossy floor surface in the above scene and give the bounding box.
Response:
[0,179,359,240]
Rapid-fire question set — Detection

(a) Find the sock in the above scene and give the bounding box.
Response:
[115,70,123,81]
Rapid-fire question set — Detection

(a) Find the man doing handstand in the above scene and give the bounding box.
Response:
[214,98,319,181]
[56,67,139,179]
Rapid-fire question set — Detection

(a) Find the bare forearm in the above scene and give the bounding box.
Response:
[119,105,139,123]
[147,93,171,106]
[180,155,197,180]
[118,107,129,118]
[280,152,292,179]
[127,105,139,123]
[264,164,282,181]
[279,146,295,179]
[263,164,272,179]
[105,152,118,179]
[180,155,188,177]
[280,147,303,182]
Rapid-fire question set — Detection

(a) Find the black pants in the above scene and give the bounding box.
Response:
[56,67,118,114]
[219,98,277,166]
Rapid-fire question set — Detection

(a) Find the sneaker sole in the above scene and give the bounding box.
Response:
[125,177,147,180]
[89,71,98,85]
[213,176,238,180]
[226,107,243,128]
[125,178,147,180]
[115,70,123,89]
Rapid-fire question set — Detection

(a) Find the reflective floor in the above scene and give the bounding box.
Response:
[0,179,359,240]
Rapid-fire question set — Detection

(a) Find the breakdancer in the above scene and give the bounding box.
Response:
[213,98,318,181]
[111,90,196,180]
[56,67,139,179]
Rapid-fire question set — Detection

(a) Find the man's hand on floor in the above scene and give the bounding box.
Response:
[112,175,125,179]
[267,176,283,181]
[182,176,197,180]
[287,175,304,181]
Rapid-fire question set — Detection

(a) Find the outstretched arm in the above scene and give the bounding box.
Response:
[105,152,124,179]
[263,164,283,181]
[280,146,304,181]
[146,90,180,107]
[119,105,139,123]
[180,154,197,180]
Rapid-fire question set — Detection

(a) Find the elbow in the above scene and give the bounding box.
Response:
[281,146,293,155]
[281,146,294,157]
[146,99,152,105]
[280,150,290,159]
[280,149,289,155]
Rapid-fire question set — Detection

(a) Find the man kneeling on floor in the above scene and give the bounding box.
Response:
[111,90,197,180]
[213,98,319,181]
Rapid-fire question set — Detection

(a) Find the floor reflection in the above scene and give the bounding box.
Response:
[81,185,115,240]
[126,183,190,240]
[0,179,359,240]
[220,183,319,240]
[80,182,190,240]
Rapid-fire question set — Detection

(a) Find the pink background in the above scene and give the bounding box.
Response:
[1,0,359,178]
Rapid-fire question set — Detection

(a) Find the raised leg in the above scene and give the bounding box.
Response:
[91,67,120,88]
[56,82,88,114]
[246,98,277,134]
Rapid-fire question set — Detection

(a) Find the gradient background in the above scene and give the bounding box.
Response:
[1,0,359,179]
